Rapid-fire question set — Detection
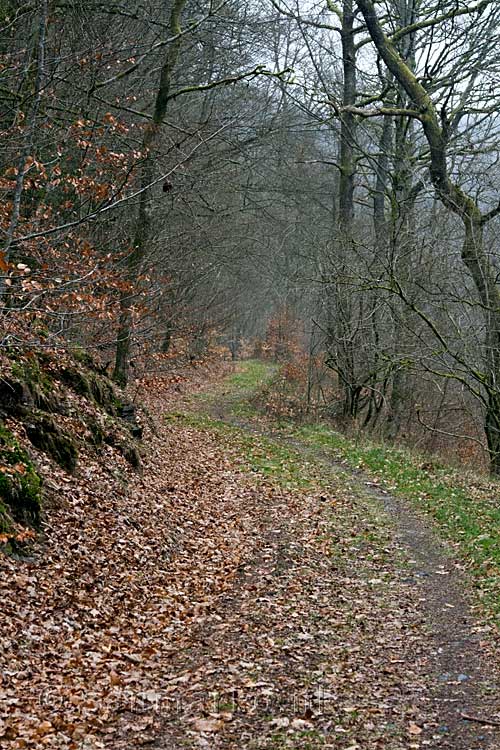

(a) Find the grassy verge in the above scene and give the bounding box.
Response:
[293,423,500,621]
[224,359,277,394]
[194,359,276,417]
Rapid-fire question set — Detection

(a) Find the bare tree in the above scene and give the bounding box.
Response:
[356,0,500,473]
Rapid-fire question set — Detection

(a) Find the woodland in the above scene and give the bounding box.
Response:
[2,1,500,749]
[1,0,500,471]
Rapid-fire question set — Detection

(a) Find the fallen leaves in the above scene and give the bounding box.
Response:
[408,722,423,735]
[2,365,499,749]
[193,718,225,733]
[0,370,265,747]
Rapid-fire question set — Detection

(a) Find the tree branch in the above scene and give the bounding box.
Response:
[390,0,492,44]
[165,66,291,103]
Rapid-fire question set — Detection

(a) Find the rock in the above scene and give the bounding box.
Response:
[0,423,42,528]
[87,418,105,446]
[120,441,141,469]
[25,415,78,472]
[104,431,141,469]
[0,377,33,416]
[438,673,452,682]
[119,403,143,438]
[58,363,125,416]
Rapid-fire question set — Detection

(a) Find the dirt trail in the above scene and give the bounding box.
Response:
[149,454,431,750]
[377,485,499,749]
[5,364,498,750]
[202,393,500,750]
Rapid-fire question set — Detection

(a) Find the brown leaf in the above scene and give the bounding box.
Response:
[193,718,224,733]
[408,722,423,735]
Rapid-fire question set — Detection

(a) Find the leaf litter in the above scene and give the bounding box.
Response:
[1,365,499,749]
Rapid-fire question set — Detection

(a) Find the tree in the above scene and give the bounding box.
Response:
[112,0,189,385]
[356,0,500,473]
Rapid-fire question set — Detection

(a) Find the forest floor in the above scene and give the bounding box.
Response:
[2,361,500,750]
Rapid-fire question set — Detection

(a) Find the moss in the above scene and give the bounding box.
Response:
[32,324,50,340]
[0,422,25,458]
[113,396,123,414]
[0,424,42,527]
[72,347,94,367]
[0,2,15,24]
[87,418,104,446]
[58,365,92,398]
[25,415,78,472]
[11,358,52,392]
[0,499,12,533]
[89,374,118,414]
[10,352,123,419]
[3,356,60,417]
[59,365,120,415]
[31,383,60,413]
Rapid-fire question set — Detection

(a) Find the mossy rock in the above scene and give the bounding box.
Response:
[1,354,65,418]
[0,499,13,534]
[72,347,95,367]
[58,366,92,398]
[58,365,119,415]
[0,424,42,527]
[89,374,119,414]
[0,377,32,416]
[25,415,78,472]
[31,382,62,413]
[120,441,141,469]
[87,417,104,446]
[11,357,52,392]
[0,376,63,417]
[119,403,143,438]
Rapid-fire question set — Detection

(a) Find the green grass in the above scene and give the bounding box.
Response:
[195,359,276,417]
[294,423,500,620]
[225,359,276,392]
[165,411,314,491]
[176,359,500,621]
[262,729,326,749]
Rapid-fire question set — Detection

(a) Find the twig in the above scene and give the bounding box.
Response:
[460,712,500,727]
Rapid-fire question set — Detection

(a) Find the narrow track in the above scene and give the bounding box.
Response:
[201,385,500,749]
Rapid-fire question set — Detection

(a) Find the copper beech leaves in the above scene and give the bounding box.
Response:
[193,718,225,733]
[2,364,498,748]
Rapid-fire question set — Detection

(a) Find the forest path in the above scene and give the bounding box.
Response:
[150,361,499,750]
[9,362,497,749]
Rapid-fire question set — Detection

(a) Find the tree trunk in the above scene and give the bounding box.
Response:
[356,0,500,474]
[329,0,358,420]
[2,0,47,287]
[113,0,187,385]
[485,390,500,475]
